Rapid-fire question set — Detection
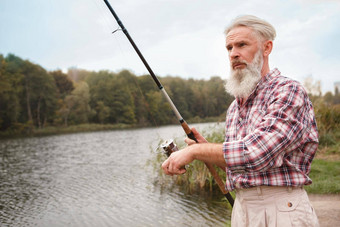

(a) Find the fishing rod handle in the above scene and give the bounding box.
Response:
[180,120,198,143]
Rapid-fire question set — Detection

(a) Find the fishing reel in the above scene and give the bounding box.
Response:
[160,139,179,157]
[160,139,189,171]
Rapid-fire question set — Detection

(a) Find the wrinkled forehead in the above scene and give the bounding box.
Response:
[226,26,257,44]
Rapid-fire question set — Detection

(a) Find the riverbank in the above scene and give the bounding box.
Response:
[0,123,134,139]
[0,118,222,139]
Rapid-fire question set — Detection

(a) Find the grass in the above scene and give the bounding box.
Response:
[305,159,340,194]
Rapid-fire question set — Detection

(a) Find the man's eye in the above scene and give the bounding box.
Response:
[239,42,246,47]
[226,46,232,51]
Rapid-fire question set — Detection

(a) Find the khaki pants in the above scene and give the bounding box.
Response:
[231,186,319,227]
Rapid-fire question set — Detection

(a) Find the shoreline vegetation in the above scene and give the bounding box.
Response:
[0,116,222,139]
[0,123,134,139]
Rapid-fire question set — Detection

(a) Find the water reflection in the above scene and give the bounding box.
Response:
[0,123,231,226]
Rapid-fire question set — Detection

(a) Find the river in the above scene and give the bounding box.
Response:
[0,123,231,227]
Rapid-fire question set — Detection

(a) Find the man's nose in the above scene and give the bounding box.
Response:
[229,48,240,60]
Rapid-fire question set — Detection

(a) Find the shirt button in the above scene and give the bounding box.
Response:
[239,117,242,122]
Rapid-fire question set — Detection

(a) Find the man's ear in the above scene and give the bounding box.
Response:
[263,40,273,57]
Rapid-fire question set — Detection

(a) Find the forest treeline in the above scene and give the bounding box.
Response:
[0,53,234,134]
[1,52,340,150]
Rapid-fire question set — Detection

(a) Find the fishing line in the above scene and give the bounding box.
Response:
[107,21,162,135]
[90,0,116,33]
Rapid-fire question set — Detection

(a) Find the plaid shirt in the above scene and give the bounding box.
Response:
[223,68,318,191]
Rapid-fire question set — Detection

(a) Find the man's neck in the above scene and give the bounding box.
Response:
[261,60,270,77]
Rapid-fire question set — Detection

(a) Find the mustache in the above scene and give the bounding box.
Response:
[231,59,248,68]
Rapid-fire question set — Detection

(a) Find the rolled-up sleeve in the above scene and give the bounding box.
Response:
[223,140,248,172]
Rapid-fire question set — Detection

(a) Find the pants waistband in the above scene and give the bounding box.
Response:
[236,186,304,197]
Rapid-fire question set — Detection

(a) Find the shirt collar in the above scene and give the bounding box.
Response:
[257,68,280,90]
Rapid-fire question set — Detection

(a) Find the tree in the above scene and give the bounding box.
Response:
[324,91,334,106]
[303,76,322,99]
[0,54,23,130]
[50,70,74,99]
[109,78,137,124]
[65,81,94,125]
[95,101,110,124]
[86,70,115,123]
[334,87,340,104]
[163,77,194,120]
[35,70,58,128]
[145,91,172,125]
[20,60,57,128]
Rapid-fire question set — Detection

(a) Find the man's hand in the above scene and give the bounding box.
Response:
[184,127,208,145]
[161,146,196,175]
[162,128,205,176]
[161,127,226,175]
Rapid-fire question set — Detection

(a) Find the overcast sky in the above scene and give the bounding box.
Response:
[1,0,339,93]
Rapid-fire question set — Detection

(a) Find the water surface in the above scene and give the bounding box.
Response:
[0,123,231,226]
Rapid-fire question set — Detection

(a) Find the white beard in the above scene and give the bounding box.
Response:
[225,50,263,99]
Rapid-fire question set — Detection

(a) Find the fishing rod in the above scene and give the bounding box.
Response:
[102,0,234,207]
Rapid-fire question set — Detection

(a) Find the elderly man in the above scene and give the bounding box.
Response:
[162,15,319,226]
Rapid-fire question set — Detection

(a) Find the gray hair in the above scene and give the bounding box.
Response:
[224,15,276,41]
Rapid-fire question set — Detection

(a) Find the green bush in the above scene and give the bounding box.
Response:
[313,100,340,154]
[319,133,336,146]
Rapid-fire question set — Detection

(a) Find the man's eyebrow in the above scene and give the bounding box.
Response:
[235,39,249,43]
[226,39,248,46]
